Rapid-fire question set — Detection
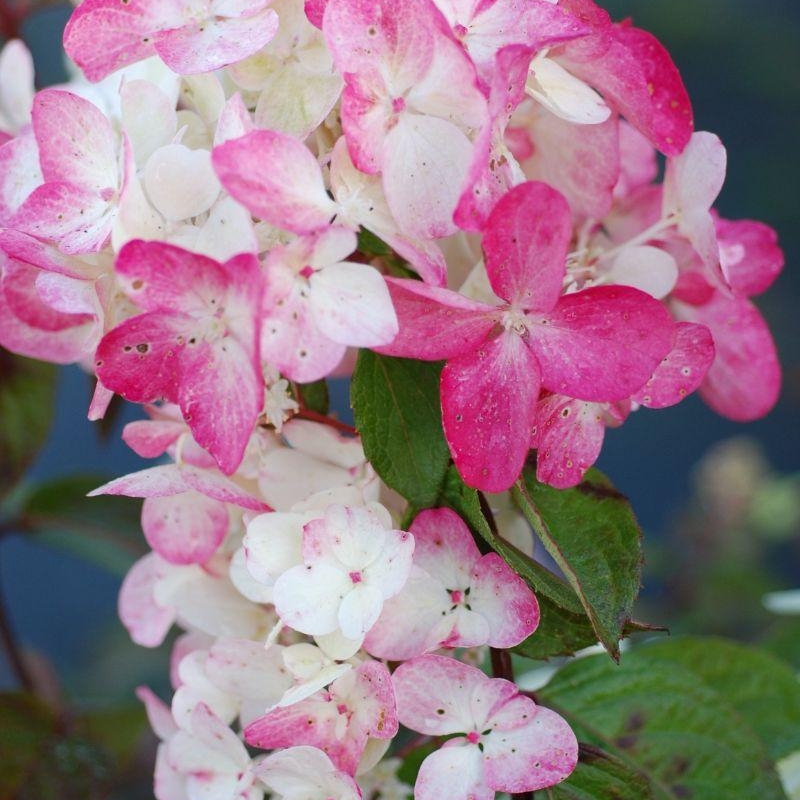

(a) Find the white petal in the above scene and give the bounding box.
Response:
[608,245,678,299]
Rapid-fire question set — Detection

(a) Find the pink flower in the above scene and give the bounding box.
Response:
[94,240,264,475]
[393,655,578,799]
[381,181,674,491]
[365,507,539,659]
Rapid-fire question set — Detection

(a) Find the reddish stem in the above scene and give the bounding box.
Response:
[295,408,357,436]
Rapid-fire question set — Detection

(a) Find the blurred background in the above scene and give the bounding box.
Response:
[0,0,798,796]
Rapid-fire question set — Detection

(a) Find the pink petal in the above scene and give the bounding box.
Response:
[632,321,715,409]
[393,654,489,735]
[62,0,165,82]
[531,285,674,401]
[673,294,781,421]
[716,217,784,297]
[442,330,541,492]
[470,553,540,647]
[118,553,176,647]
[177,334,263,475]
[482,181,572,311]
[136,685,178,741]
[122,419,184,459]
[142,491,229,565]
[0,132,43,222]
[212,130,337,234]
[533,396,607,488]
[483,701,578,791]
[32,89,117,189]
[12,182,115,254]
[114,240,230,314]
[153,6,279,73]
[377,277,497,361]
[0,230,90,278]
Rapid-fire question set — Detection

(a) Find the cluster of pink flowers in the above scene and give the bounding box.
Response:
[0,0,783,797]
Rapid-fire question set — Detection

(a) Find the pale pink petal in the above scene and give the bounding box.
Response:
[393,655,486,735]
[534,396,606,488]
[415,744,493,800]
[212,130,337,233]
[119,553,176,647]
[531,285,674,401]
[136,685,179,741]
[632,321,714,409]
[673,294,781,421]
[409,507,479,589]
[363,568,450,660]
[483,701,578,792]
[0,132,42,222]
[442,330,541,492]
[121,79,177,167]
[377,277,497,360]
[142,491,229,565]
[214,93,253,146]
[337,583,384,640]
[716,217,784,297]
[382,114,474,239]
[309,262,398,347]
[482,181,572,310]
[614,120,657,199]
[607,245,678,300]
[470,553,540,647]
[206,638,291,702]
[521,110,619,221]
[274,563,353,635]
[244,512,307,585]
[254,746,361,800]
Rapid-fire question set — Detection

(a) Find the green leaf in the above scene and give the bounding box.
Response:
[295,379,329,415]
[0,352,57,497]
[543,744,653,799]
[514,467,643,660]
[357,227,394,257]
[351,352,450,507]
[639,637,800,760]
[20,474,146,576]
[539,647,789,800]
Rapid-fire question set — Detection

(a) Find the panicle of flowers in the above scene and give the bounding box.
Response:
[0,0,784,797]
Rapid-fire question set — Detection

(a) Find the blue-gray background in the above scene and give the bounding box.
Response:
[1,0,798,689]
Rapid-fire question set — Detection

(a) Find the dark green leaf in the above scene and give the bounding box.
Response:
[20,474,145,576]
[760,617,800,671]
[639,636,800,760]
[539,647,789,800]
[77,704,149,764]
[295,379,330,415]
[0,692,59,794]
[357,228,394,257]
[514,468,643,660]
[543,744,653,799]
[351,352,450,507]
[0,352,57,496]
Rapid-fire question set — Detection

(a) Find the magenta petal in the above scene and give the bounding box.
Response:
[483,182,572,311]
[410,508,480,587]
[142,491,229,566]
[632,321,715,409]
[95,312,189,405]
[534,396,607,488]
[442,330,541,492]
[531,285,674,401]
[674,294,781,421]
[377,278,497,361]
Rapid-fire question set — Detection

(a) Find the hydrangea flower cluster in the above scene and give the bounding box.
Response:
[0,0,784,797]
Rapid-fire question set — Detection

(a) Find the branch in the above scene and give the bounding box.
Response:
[0,563,36,694]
